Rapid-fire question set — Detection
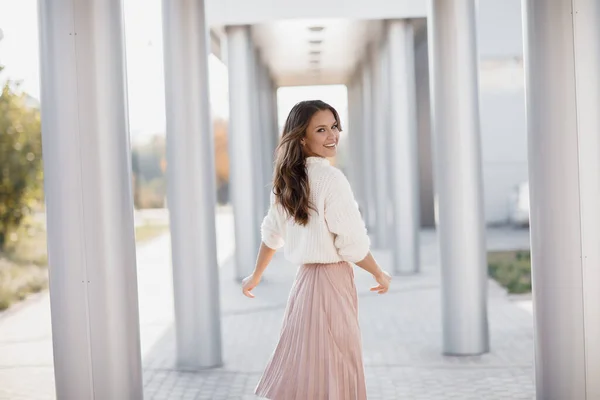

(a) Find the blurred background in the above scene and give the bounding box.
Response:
[0,0,537,399]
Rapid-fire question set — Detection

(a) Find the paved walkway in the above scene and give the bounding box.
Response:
[0,211,535,399]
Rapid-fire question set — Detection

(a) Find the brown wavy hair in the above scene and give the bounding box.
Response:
[272,100,342,225]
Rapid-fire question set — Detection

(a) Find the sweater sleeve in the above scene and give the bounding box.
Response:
[324,168,370,263]
[260,192,286,250]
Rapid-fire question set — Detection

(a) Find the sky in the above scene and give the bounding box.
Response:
[0,0,348,142]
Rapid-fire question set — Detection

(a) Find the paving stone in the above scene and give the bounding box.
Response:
[0,218,535,399]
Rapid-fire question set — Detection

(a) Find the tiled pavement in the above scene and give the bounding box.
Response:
[0,211,535,399]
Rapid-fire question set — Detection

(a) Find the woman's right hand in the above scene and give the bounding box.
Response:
[242,274,261,298]
[371,269,392,294]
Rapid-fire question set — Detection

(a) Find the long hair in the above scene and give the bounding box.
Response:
[272,100,342,226]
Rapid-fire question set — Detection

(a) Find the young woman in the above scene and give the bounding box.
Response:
[242,100,391,400]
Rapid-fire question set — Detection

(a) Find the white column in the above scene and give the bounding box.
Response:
[345,76,357,190]
[381,37,392,238]
[162,0,222,369]
[353,73,367,221]
[360,61,376,233]
[428,0,489,355]
[267,72,277,177]
[265,71,277,159]
[249,47,267,231]
[258,59,274,212]
[347,73,365,217]
[38,1,143,398]
[226,26,259,280]
[523,1,600,398]
[271,78,280,149]
[387,20,420,275]
[368,42,390,248]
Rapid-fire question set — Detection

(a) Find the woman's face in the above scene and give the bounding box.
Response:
[302,109,340,158]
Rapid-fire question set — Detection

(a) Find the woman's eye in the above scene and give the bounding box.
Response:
[332,125,339,130]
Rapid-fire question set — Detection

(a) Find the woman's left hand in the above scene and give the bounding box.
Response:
[371,269,392,294]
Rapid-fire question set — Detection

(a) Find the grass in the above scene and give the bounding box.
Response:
[0,217,169,312]
[3,216,49,266]
[0,261,48,311]
[488,250,531,294]
[0,217,49,311]
[135,224,169,243]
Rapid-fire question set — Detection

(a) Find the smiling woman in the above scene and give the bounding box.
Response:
[241,100,391,400]
[302,108,340,157]
[273,100,342,225]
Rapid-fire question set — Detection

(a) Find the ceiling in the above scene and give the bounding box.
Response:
[251,19,384,87]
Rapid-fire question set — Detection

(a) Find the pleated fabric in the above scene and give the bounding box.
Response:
[255,261,367,400]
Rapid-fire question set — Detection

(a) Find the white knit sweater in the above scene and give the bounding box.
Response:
[260,156,371,265]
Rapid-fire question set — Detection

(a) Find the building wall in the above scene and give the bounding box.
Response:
[415,0,527,225]
[477,0,528,223]
[479,62,528,223]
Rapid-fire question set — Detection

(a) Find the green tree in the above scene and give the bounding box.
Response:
[0,67,43,250]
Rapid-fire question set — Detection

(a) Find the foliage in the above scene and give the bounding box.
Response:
[488,250,531,294]
[0,67,44,251]
[130,118,231,208]
[214,118,229,204]
[213,118,229,184]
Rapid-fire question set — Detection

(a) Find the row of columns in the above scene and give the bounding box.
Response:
[39,0,223,398]
[226,25,280,281]
[40,2,278,396]
[350,1,600,398]
[347,14,488,356]
[38,0,600,397]
[348,21,422,277]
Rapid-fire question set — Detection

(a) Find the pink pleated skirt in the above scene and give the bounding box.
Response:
[255,261,367,400]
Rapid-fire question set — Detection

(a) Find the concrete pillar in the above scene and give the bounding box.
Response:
[226,26,259,280]
[387,20,420,275]
[347,72,366,218]
[360,61,376,234]
[381,36,392,235]
[266,72,277,157]
[353,73,367,221]
[162,0,222,369]
[415,31,436,228]
[353,77,363,195]
[368,42,390,248]
[523,1,600,398]
[258,59,274,212]
[345,76,357,191]
[249,46,266,241]
[38,0,143,398]
[428,0,489,355]
[268,74,278,172]
[271,78,280,145]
